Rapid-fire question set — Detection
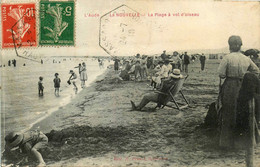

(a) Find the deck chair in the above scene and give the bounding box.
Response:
[155,76,189,110]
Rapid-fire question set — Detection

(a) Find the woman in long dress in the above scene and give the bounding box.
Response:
[217,36,259,148]
[80,62,88,88]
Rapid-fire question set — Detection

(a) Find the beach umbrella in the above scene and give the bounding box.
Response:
[244,49,260,56]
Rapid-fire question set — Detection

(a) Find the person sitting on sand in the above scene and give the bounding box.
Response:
[131,69,183,110]
[159,59,172,79]
[4,130,48,166]
[38,76,44,96]
[68,70,78,93]
[53,73,61,96]
[155,59,172,87]
[119,60,132,81]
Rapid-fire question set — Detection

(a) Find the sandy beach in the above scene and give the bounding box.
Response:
[3,60,259,167]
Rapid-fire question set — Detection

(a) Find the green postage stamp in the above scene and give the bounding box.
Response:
[39,0,75,46]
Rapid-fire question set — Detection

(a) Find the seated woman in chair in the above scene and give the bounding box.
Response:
[131,69,183,111]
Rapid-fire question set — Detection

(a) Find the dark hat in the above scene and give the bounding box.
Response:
[39,76,43,80]
[164,59,170,63]
[5,132,23,148]
[228,35,242,46]
[244,49,259,57]
[69,70,74,74]
[173,51,178,56]
[158,61,164,64]
[55,73,59,76]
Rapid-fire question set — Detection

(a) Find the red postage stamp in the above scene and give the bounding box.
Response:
[1,3,37,48]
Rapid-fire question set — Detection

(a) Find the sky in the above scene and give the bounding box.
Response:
[1,0,260,59]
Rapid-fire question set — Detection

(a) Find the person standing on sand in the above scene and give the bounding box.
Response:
[114,57,120,71]
[12,59,17,67]
[183,52,190,73]
[171,51,181,70]
[134,60,142,81]
[80,62,88,88]
[161,50,167,61]
[53,73,61,96]
[74,63,82,75]
[4,130,48,166]
[140,55,148,79]
[38,76,44,96]
[199,54,206,71]
[68,70,78,93]
[217,35,259,149]
[235,72,260,146]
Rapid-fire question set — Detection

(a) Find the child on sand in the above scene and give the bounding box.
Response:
[150,61,164,90]
[38,77,44,96]
[80,62,88,88]
[4,130,48,166]
[53,73,61,96]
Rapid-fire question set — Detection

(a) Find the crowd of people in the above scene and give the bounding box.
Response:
[114,50,207,91]
[116,35,260,152]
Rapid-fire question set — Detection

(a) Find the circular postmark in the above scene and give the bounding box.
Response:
[99,4,150,57]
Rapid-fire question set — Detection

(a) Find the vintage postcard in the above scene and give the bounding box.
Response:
[1,0,260,166]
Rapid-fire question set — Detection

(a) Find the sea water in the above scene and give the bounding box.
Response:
[0,58,110,147]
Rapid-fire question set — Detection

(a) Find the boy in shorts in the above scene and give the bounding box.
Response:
[53,73,61,96]
[38,77,44,96]
[68,70,78,93]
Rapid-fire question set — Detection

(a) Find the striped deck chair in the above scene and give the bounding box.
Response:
[155,76,189,110]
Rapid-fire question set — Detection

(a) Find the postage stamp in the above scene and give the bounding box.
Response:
[1,3,37,48]
[39,0,75,46]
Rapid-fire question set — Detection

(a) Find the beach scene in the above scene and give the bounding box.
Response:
[1,0,260,167]
[1,57,110,142]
